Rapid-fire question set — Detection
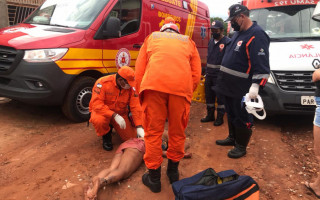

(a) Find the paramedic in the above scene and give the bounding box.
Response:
[215,4,270,159]
[89,66,144,151]
[201,20,230,126]
[135,17,201,192]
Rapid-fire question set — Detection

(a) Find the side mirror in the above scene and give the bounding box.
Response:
[103,17,121,38]
[313,2,320,22]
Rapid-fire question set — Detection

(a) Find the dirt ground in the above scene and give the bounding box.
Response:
[0,98,318,200]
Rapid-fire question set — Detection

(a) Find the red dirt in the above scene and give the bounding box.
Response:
[0,98,318,200]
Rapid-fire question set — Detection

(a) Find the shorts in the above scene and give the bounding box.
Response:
[115,138,146,154]
[314,97,320,127]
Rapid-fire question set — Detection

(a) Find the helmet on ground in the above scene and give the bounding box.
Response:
[243,93,266,120]
[160,17,180,33]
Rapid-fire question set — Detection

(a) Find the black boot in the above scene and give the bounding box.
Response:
[167,159,180,184]
[214,112,224,126]
[201,106,215,122]
[216,120,235,146]
[142,167,161,193]
[228,127,252,159]
[102,129,113,151]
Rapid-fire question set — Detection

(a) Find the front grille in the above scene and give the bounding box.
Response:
[0,46,18,72]
[273,71,315,92]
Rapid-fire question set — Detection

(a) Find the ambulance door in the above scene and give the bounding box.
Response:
[102,0,143,73]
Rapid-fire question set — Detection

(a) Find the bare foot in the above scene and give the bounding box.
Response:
[85,177,101,199]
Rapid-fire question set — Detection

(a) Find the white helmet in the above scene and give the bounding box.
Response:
[243,93,266,120]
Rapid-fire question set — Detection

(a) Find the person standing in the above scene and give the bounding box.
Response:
[304,69,320,199]
[135,17,201,192]
[89,66,144,151]
[215,4,270,158]
[201,20,230,126]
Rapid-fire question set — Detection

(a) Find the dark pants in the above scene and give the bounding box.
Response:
[224,95,253,129]
[205,75,225,114]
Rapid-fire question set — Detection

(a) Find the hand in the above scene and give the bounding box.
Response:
[114,114,126,129]
[137,127,145,138]
[248,83,259,99]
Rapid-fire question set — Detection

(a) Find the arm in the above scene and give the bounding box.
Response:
[189,39,202,91]
[129,88,143,126]
[90,80,114,118]
[135,35,150,93]
[248,32,270,98]
[249,32,270,88]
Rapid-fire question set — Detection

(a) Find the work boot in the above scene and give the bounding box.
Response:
[142,167,161,193]
[214,112,224,126]
[228,127,252,159]
[216,120,235,146]
[167,159,180,184]
[201,106,215,122]
[102,129,113,151]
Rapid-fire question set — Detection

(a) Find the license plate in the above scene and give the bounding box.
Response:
[301,96,316,105]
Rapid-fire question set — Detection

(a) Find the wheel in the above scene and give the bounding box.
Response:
[62,76,96,122]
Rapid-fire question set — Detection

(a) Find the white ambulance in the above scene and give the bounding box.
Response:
[242,0,320,114]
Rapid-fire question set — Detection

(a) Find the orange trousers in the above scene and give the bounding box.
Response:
[90,112,137,141]
[142,90,190,169]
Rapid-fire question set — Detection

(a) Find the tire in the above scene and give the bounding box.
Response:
[62,76,96,122]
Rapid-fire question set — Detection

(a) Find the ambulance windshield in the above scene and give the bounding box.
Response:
[250,5,320,41]
[24,0,110,29]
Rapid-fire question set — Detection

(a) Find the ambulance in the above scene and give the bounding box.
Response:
[241,0,320,114]
[0,0,210,122]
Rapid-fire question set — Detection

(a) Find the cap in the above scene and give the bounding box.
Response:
[226,4,249,21]
[118,66,136,88]
[164,16,175,24]
[210,20,224,29]
[160,17,179,33]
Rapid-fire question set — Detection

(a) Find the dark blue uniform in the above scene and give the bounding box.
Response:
[216,22,270,128]
[205,36,231,115]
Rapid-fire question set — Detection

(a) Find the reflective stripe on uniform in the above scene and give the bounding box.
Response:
[217,105,225,109]
[220,66,249,79]
[207,64,221,69]
[253,74,270,80]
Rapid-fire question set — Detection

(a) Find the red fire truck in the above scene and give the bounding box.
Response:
[242,0,320,115]
[0,0,210,122]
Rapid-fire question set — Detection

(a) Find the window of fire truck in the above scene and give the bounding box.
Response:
[250,5,320,41]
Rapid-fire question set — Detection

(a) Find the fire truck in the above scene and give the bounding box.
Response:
[242,0,320,114]
[0,0,210,122]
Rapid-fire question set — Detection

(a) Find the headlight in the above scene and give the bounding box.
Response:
[23,48,68,62]
[267,74,275,84]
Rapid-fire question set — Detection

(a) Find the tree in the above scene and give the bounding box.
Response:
[210,17,228,36]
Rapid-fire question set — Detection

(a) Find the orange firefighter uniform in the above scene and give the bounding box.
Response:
[89,70,142,141]
[135,31,201,169]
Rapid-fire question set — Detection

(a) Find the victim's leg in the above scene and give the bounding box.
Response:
[104,148,143,183]
[86,153,122,199]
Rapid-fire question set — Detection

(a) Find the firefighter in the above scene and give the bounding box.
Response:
[89,66,144,151]
[201,20,230,126]
[215,4,270,158]
[135,17,201,193]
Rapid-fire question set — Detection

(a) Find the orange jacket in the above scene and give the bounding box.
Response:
[135,31,201,102]
[89,74,142,126]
